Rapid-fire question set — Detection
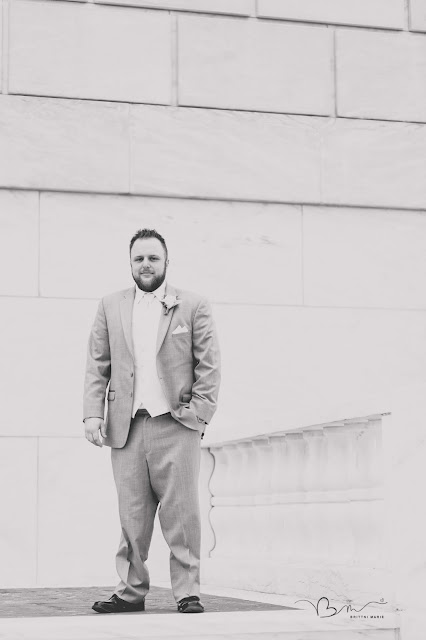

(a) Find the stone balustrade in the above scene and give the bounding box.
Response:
[202,414,389,605]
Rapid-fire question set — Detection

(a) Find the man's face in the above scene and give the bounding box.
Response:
[130,237,168,292]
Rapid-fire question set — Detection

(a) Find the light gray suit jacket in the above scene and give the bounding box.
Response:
[83,283,221,448]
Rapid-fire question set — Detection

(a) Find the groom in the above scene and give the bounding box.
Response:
[83,228,221,614]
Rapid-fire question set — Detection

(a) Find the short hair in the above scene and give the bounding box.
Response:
[129,228,168,260]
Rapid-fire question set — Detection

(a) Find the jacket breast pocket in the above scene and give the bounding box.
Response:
[108,390,115,401]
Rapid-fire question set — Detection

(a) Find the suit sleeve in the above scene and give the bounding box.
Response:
[190,297,221,425]
[83,299,111,421]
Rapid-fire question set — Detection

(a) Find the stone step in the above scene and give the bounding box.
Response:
[0,610,399,640]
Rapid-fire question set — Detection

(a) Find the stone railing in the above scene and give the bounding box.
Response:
[201,414,390,605]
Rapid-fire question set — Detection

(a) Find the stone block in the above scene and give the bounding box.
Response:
[0,95,129,192]
[93,0,254,15]
[321,117,426,209]
[209,303,426,444]
[303,206,426,309]
[410,0,426,32]
[0,297,99,437]
[130,104,426,208]
[129,104,322,201]
[337,29,426,122]
[9,1,172,104]
[0,190,39,296]
[178,15,334,115]
[40,192,302,305]
[0,439,37,587]
[37,438,119,585]
[257,0,405,29]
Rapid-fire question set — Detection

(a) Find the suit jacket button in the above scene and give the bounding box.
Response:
[130,372,134,377]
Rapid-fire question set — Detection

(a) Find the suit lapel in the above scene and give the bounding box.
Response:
[156,283,178,354]
[120,286,136,360]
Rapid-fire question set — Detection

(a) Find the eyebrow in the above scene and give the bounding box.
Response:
[132,254,161,259]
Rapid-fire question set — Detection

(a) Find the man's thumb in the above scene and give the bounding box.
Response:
[100,424,107,438]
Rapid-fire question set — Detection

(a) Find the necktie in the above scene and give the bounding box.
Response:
[142,292,154,307]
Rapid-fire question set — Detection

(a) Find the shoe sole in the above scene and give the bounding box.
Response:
[92,603,145,614]
[178,603,204,613]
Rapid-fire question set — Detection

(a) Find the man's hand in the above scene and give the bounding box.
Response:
[197,416,207,440]
[84,418,106,447]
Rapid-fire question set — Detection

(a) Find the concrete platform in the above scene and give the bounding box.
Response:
[0,585,293,618]
[0,584,400,640]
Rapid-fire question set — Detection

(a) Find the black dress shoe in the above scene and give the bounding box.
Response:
[177,596,204,613]
[92,593,145,614]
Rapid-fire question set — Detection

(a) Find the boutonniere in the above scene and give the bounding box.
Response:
[160,294,181,315]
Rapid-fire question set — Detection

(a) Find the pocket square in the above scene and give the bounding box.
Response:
[172,324,189,335]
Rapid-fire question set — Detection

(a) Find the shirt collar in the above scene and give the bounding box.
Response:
[135,280,166,304]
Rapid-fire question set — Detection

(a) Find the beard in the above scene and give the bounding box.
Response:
[132,264,167,293]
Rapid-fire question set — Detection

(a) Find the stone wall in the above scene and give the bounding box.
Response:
[1,0,426,587]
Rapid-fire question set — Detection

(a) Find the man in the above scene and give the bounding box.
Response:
[83,228,221,614]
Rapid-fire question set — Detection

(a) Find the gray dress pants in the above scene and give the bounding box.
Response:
[111,410,201,604]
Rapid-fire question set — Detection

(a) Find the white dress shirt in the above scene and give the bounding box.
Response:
[131,281,170,418]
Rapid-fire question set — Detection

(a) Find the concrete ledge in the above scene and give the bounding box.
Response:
[0,597,399,639]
